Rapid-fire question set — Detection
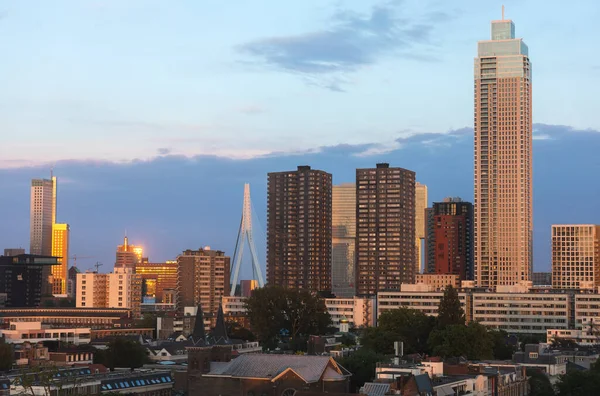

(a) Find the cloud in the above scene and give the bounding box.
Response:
[237,2,442,89]
[157,148,171,155]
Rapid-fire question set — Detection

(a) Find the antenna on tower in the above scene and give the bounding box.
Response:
[230,183,265,296]
[502,5,505,20]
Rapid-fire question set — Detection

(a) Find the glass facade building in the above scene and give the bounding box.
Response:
[332,183,356,297]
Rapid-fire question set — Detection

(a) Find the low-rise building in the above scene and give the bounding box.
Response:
[325,297,376,330]
[0,307,131,328]
[415,274,460,291]
[378,283,467,318]
[472,285,570,334]
[0,322,91,345]
[512,344,568,376]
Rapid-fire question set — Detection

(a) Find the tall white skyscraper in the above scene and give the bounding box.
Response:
[474,11,533,287]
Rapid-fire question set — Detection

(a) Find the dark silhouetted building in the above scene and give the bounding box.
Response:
[267,166,332,293]
[425,197,474,281]
[177,247,230,316]
[0,254,59,307]
[355,163,416,296]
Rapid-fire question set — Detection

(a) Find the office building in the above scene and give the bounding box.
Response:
[30,177,56,256]
[267,166,332,293]
[332,183,356,297]
[552,225,600,289]
[177,247,230,316]
[415,182,428,274]
[532,272,552,286]
[471,285,569,334]
[324,297,376,330]
[51,223,70,294]
[115,236,143,269]
[30,177,56,295]
[135,260,178,303]
[3,248,25,256]
[76,268,142,318]
[425,198,474,280]
[355,163,416,296]
[474,13,533,287]
[0,254,59,307]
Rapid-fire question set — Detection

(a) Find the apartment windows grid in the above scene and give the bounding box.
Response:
[267,166,332,293]
[355,163,416,296]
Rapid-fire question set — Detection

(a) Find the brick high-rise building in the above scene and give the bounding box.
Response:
[474,12,532,287]
[425,197,474,281]
[552,225,600,290]
[266,166,332,293]
[355,163,416,296]
[177,247,230,316]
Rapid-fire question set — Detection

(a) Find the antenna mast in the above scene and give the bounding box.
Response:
[502,5,505,20]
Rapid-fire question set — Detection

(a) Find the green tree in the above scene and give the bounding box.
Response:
[555,370,600,396]
[336,348,385,393]
[245,286,331,349]
[225,321,256,341]
[437,285,465,327]
[527,368,555,396]
[361,308,435,354]
[489,329,516,360]
[428,322,493,360]
[0,342,13,371]
[94,337,149,370]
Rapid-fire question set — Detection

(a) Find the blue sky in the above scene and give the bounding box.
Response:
[1,0,599,165]
[1,0,599,277]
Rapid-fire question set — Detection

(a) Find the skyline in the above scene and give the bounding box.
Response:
[2,121,599,279]
[1,0,600,167]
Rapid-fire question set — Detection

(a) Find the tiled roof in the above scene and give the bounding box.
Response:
[207,354,349,383]
[360,382,390,396]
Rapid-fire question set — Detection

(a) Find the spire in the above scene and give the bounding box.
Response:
[212,303,229,342]
[502,5,505,20]
[190,304,206,343]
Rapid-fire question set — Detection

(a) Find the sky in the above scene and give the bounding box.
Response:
[1,0,600,277]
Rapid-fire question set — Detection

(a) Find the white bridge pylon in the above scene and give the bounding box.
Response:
[230,183,265,296]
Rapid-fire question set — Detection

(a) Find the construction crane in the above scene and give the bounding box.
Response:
[93,262,103,273]
[69,255,94,267]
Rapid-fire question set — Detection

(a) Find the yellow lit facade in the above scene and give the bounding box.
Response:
[51,223,69,295]
[115,236,144,269]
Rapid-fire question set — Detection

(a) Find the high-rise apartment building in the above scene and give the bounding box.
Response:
[552,225,600,289]
[135,260,178,303]
[0,254,59,307]
[425,198,474,280]
[76,268,142,318]
[332,183,356,297]
[115,236,143,269]
[177,247,230,316]
[355,163,416,296]
[267,166,332,293]
[474,12,532,287]
[415,182,428,274]
[30,178,55,256]
[51,223,70,294]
